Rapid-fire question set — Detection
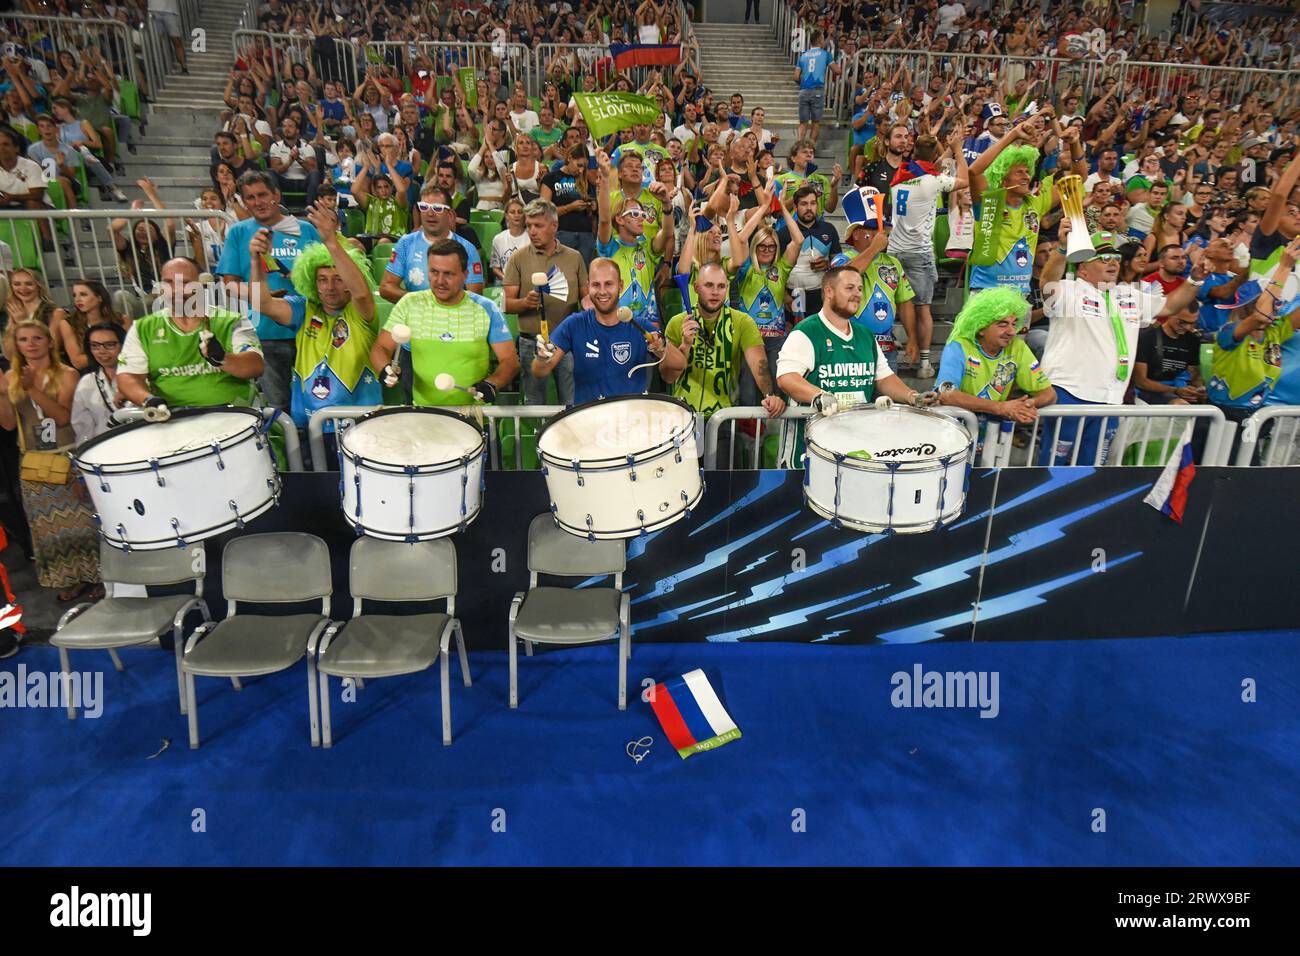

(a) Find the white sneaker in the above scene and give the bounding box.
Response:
[918,360,936,379]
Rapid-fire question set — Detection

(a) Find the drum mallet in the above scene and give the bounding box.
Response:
[433,372,488,402]
[383,323,412,387]
[531,270,550,341]
[623,307,670,378]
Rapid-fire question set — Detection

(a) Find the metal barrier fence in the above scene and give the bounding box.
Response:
[298,402,1300,473]
[1001,405,1232,467]
[703,405,983,470]
[0,208,237,313]
[307,405,567,473]
[1234,407,1300,466]
[2,13,140,88]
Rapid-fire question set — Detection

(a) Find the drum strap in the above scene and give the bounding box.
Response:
[94,371,118,418]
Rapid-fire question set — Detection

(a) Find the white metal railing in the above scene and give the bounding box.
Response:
[3,13,140,88]
[263,407,303,472]
[307,404,569,472]
[1233,407,1300,466]
[703,405,982,470]
[0,208,237,307]
[1007,405,1231,468]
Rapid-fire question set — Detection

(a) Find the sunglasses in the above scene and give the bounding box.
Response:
[417,202,450,213]
[1090,253,1122,262]
[619,208,652,222]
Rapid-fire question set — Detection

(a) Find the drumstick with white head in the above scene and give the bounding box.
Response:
[434,372,487,401]
[531,270,550,340]
[383,323,412,387]
[622,306,670,379]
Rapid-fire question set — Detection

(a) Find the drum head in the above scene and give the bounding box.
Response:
[74,408,261,466]
[807,407,969,464]
[538,395,694,463]
[342,408,483,465]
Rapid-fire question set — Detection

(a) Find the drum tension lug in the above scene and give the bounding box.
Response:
[170,518,186,548]
[91,512,101,527]
[637,509,645,535]
[229,500,245,530]
[149,458,165,487]
[116,527,131,554]
[92,465,110,493]
[572,460,584,487]
[585,514,595,542]
[212,442,226,470]
[627,454,637,481]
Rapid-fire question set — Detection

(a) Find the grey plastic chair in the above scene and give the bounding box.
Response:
[508,514,630,710]
[181,533,333,749]
[51,542,212,719]
[317,537,471,747]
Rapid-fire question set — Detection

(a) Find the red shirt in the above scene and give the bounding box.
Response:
[1142,271,1185,296]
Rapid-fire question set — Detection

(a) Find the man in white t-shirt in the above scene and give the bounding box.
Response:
[508,86,540,135]
[268,116,320,204]
[936,2,966,38]
[887,129,967,378]
[1036,225,1201,464]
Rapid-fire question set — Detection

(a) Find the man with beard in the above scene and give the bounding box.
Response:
[780,185,842,321]
[530,258,683,403]
[776,265,938,466]
[860,123,910,221]
[1036,225,1201,464]
[662,262,784,420]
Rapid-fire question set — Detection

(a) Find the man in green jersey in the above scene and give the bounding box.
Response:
[597,148,674,330]
[776,265,939,466]
[936,287,1056,438]
[117,257,264,410]
[607,151,669,245]
[370,238,519,407]
[775,139,840,218]
[661,262,784,419]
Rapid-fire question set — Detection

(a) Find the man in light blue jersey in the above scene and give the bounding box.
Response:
[793,30,835,146]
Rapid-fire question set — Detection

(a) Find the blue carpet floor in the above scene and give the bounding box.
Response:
[3,631,1298,866]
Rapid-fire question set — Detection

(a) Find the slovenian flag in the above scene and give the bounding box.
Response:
[610,43,681,70]
[1143,421,1195,523]
[649,669,742,759]
[841,186,884,231]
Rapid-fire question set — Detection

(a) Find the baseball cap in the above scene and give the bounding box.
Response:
[829,253,853,268]
[1088,231,1124,256]
[1217,279,1266,311]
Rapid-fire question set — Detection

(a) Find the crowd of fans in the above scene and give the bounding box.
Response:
[0,0,1299,655]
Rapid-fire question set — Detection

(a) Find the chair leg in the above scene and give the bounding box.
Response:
[186,672,199,749]
[107,647,125,672]
[230,676,243,691]
[508,623,518,709]
[172,625,187,716]
[354,676,366,690]
[618,622,629,711]
[320,671,333,749]
[524,640,534,657]
[58,646,76,720]
[307,655,320,748]
[455,621,471,687]
[440,651,451,746]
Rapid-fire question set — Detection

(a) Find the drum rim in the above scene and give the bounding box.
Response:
[71,404,266,472]
[96,477,281,549]
[806,406,971,471]
[536,393,696,466]
[550,480,705,538]
[803,494,964,533]
[347,499,483,541]
[340,405,486,473]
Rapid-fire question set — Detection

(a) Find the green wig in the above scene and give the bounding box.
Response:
[984,144,1040,191]
[289,241,373,305]
[951,287,1031,342]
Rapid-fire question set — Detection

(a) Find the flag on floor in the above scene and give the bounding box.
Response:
[649,669,742,759]
[609,42,681,70]
[1143,420,1196,523]
[573,91,662,141]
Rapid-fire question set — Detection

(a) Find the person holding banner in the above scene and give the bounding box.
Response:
[968,123,1087,296]
[596,148,674,333]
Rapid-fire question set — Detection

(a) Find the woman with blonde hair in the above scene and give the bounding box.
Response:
[0,319,100,602]
[52,279,131,372]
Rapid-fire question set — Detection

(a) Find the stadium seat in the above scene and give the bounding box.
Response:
[0,220,44,272]
[470,219,501,264]
[119,79,141,120]
[371,241,395,284]
[469,209,504,226]
[345,207,365,236]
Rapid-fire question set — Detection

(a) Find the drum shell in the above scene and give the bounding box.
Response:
[339,408,486,541]
[804,407,972,533]
[537,395,703,539]
[71,407,278,550]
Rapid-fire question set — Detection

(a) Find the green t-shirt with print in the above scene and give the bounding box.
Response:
[121,309,260,407]
[663,305,763,416]
[950,336,1050,401]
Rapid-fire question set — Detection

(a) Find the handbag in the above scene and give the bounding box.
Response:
[20,450,72,484]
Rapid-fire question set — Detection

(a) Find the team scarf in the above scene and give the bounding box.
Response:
[890,158,939,187]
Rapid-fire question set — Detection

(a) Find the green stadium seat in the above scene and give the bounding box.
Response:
[371,241,396,285]
[470,219,501,264]
[470,209,504,226]
[345,207,365,236]
[0,220,44,272]
[119,79,141,120]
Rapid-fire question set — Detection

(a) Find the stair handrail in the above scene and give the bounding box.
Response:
[1,12,139,88]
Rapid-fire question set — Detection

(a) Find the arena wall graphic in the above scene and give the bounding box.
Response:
[182,465,1297,647]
